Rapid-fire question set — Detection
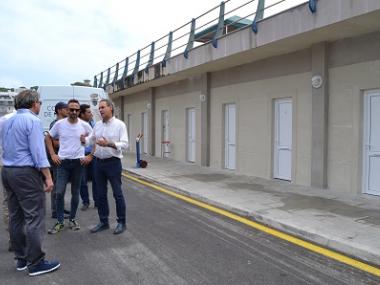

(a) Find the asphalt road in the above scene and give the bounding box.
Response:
[0,177,379,285]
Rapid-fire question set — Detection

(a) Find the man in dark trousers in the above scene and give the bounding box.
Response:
[81,99,129,235]
[78,103,97,210]
[1,89,60,276]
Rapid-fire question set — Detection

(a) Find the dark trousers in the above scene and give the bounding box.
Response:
[1,167,46,266]
[80,158,98,207]
[94,157,126,224]
[55,159,83,223]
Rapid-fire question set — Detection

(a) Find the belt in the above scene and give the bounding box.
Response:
[95,156,120,162]
[4,165,34,168]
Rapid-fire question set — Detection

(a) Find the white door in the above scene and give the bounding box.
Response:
[187,108,196,162]
[162,110,170,158]
[127,114,131,151]
[363,90,380,196]
[141,112,148,154]
[274,99,292,181]
[224,104,236,170]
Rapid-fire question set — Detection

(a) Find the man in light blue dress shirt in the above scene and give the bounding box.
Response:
[1,89,60,276]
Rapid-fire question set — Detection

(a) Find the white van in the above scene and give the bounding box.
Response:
[37,85,108,131]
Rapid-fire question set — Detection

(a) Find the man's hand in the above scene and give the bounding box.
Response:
[44,178,54,193]
[51,154,61,166]
[96,136,108,147]
[96,137,116,149]
[80,133,88,145]
[80,154,93,166]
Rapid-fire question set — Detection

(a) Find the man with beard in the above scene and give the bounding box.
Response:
[46,99,92,234]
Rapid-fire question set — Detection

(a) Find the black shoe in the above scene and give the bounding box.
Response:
[90,222,109,233]
[113,223,127,235]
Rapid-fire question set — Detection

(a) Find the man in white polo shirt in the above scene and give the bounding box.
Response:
[46,99,93,234]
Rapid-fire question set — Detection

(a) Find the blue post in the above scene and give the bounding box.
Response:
[136,140,141,168]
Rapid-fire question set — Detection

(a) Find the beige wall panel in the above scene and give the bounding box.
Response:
[123,91,150,152]
[155,79,202,163]
[328,59,380,194]
[210,72,312,185]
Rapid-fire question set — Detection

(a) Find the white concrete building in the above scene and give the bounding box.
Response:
[105,0,380,197]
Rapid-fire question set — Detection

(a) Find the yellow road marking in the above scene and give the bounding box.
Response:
[123,172,380,277]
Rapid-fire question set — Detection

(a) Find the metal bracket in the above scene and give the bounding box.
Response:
[184,19,196,59]
[309,0,317,13]
[98,72,103,89]
[252,0,265,34]
[162,32,173,67]
[133,50,141,75]
[212,1,225,48]
[93,76,98,88]
[112,62,119,87]
[120,57,129,89]
[145,42,155,73]
[104,68,111,87]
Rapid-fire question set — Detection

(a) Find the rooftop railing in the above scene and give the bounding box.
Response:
[94,0,316,92]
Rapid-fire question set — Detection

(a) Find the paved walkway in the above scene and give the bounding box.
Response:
[122,153,380,267]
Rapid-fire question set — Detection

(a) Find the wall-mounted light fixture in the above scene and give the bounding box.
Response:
[311,74,323,89]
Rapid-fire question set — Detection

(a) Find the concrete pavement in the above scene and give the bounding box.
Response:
[122,153,380,267]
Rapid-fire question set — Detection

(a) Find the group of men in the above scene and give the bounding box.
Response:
[0,89,129,276]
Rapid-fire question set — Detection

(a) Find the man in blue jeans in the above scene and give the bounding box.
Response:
[46,99,93,234]
[81,99,129,235]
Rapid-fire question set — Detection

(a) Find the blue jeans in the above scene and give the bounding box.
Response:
[94,157,126,224]
[80,158,98,207]
[55,159,83,223]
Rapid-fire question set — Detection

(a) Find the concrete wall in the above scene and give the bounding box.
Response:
[328,60,380,194]
[326,31,380,194]
[123,91,150,152]
[155,78,202,163]
[209,72,312,185]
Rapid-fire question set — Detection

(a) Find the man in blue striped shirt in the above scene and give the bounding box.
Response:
[1,89,60,276]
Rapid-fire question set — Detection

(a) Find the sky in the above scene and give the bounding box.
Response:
[0,0,306,88]
[0,0,225,88]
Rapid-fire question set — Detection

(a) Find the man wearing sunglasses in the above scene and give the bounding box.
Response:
[45,99,93,234]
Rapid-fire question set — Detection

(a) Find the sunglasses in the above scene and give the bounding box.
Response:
[69,108,80,112]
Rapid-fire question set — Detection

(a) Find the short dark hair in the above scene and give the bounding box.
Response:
[67,99,80,105]
[15,89,40,109]
[99,98,114,115]
[79,104,90,117]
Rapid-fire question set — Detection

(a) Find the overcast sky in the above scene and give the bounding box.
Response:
[0,0,225,88]
[0,0,306,88]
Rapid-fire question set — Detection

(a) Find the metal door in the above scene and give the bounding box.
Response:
[187,108,196,162]
[141,112,148,154]
[274,99,292,181]
[224,104,236,170]
[162,110,170,158]
[364,90,380,196]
